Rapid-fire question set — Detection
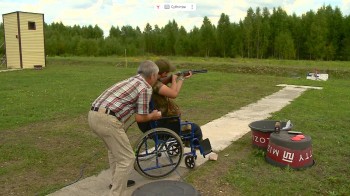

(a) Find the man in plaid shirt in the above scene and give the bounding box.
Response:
[88,60,162,195]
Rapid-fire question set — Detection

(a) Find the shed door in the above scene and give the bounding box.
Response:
[3,13,21,69]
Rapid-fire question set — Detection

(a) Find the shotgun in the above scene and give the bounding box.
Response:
[175,69,208,76]
[160,69,207,84]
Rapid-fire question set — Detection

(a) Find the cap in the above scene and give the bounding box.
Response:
[155,59,176,73]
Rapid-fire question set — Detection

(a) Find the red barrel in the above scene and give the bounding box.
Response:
[249,120,292,149]
[265,132,314,169]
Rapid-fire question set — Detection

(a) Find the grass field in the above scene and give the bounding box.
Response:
[0,56,349,195]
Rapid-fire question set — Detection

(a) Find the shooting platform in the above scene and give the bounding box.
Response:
[306,73,329,81]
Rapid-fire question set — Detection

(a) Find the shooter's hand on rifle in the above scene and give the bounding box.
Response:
[179,71,193,78]
[161,69,207,84]
[172,71,192,83]
[184,71,192,78]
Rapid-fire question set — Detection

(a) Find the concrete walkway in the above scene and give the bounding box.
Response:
[49,84,322,196]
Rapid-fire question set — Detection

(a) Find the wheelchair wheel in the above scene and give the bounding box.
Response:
[167,142,181,156]
[134,127,184,179]
[185,155,196,169]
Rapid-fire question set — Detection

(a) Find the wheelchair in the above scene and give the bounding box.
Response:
[134,115,212,179]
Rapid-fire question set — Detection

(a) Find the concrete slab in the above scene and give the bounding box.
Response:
[277,84,323,90]
[0,68,22,73]
[48,84,322,196]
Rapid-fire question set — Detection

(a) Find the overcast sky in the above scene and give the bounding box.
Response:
[1,0,350,36]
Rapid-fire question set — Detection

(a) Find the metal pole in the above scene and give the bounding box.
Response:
[125,48,127,68]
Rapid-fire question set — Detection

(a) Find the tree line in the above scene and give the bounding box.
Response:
[1,5,350,60]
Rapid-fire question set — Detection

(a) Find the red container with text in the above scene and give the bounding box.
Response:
[249,120,292,149]
[265,131,314,169]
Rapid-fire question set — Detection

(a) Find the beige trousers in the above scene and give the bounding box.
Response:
[88,110,134,196]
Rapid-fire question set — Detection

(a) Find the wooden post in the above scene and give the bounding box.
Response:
[125,48,127,68]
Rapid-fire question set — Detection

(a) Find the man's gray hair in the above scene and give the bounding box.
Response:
[137,60,159,78]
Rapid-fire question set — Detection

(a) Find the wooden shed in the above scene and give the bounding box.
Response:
[2,11,46,69]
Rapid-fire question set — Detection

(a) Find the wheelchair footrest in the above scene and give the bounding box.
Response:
[199,138,212,156]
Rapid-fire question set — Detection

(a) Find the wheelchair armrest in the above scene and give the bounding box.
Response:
[157,116,180,121]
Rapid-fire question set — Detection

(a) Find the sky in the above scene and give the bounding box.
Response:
[1,0,350,37]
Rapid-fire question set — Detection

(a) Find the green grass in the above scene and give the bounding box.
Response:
[48,56,350,79]
[186,77,350,195]
[0,61,134,130]
[0,56,349,195]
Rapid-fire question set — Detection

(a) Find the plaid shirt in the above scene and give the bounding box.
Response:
[92,74,152,123]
